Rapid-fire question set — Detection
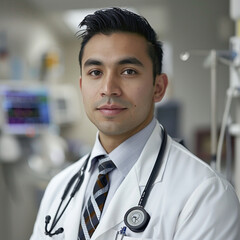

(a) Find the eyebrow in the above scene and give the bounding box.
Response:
[84,59,102,68]
[118,57,144,67]
[83,57,144,68]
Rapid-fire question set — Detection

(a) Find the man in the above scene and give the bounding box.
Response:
[30,8,240,240]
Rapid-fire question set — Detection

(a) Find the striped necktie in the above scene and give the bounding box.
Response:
[78,155,115,240]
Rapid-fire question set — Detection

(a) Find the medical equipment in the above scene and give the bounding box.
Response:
[180,0,240,198]
[180,50,219,169]
[0,81,81,179]
[0,87,50,135]
[180,50,238,170]
[0,82,80,135]
[44,126,167,237]
[180,45,240,196]
[0,82,83,240]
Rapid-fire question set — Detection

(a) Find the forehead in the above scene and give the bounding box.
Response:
[81,32,150,65]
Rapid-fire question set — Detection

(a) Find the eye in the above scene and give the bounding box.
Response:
[122,69,137,75]
[89,70,102,77]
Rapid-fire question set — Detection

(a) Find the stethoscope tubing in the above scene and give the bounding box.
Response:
[138,126,167,208]
[45,154,91,236]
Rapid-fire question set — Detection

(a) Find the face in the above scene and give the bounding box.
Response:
[80,32,168,148]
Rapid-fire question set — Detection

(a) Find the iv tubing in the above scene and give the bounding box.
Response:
[216,88,234,172]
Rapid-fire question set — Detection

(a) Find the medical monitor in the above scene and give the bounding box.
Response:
[0,86,51,135]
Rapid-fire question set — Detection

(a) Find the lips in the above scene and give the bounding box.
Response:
[97,104,127,116]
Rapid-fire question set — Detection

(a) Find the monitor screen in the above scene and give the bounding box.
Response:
[0,87,51,135]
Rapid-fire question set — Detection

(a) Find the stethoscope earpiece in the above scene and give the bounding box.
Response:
[45,215,51,224]
[124,206,150,232]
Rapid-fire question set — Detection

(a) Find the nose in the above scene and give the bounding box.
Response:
[100,73,122,97]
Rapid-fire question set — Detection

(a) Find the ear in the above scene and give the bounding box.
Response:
[153,73,168,103]
[79,77,82,90]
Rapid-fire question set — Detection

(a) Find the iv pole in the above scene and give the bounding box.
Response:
[210,50,218,169]
[180,49,239,174]
[180,50,218,169]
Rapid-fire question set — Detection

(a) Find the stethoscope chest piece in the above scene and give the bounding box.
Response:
[124,206,150,232]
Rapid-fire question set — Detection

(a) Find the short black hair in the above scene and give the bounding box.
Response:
[78,7,163,78]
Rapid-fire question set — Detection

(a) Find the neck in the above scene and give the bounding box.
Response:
[99,132,134,153]
[99,116,154,153]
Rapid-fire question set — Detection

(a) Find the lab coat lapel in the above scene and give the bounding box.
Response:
[93,123,168,239]
[63,157,92,239]
[137,124,169,186]
[92,164,141,239]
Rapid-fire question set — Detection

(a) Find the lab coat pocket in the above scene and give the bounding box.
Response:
[115,236,156,240]
[114,231,156,240]
[96,229,157,240]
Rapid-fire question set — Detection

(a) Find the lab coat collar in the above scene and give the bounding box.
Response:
[136,123,169,186]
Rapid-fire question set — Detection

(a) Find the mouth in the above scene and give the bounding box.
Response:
[96,104,127,116]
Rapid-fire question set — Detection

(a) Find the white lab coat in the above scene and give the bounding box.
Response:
[30,123,240,240]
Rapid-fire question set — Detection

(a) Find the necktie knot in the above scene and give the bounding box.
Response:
[98,155,116,175]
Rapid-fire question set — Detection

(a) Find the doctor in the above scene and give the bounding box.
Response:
[30,7,240,240]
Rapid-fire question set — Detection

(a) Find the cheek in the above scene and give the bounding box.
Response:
[81,89,93,111]
[82,84,95,99]
[132,85,154,103]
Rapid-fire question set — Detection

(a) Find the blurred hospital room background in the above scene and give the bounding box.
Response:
[1,0,240,239]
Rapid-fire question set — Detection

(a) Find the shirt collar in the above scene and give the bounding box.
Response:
[87,136,107,172]
[88,118,157,177]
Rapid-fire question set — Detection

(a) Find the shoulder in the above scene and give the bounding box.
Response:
[165,137,240,238]
[30,154,90,239]
[48,154,89,189]
[164,135,239,210]
[167,137,219,182]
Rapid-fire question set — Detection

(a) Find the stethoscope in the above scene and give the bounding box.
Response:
[45,126,167,237]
